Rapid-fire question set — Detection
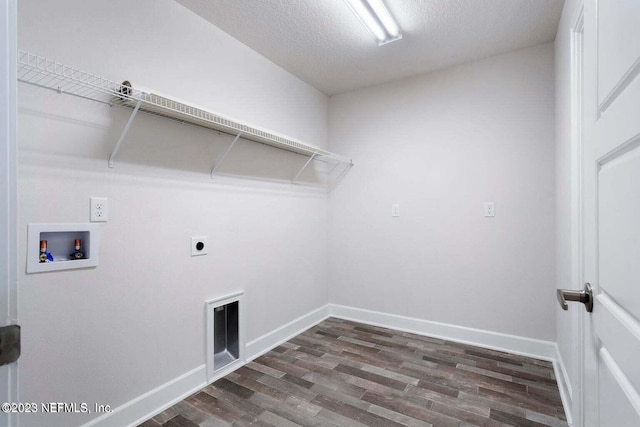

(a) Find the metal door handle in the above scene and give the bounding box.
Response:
[557,283,593,312]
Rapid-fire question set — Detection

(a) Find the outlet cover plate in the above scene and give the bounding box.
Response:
[484,202,495,217]
[191,236,208,256]
[90,197,108,222]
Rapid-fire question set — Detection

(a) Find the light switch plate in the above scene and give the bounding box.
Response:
[392,204,400,217]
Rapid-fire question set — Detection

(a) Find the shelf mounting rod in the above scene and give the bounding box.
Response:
[292,153,317,184]
[108,98,143,168]
[211,132,242,178]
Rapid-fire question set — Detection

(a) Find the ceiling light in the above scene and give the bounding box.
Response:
[345,0,402,45]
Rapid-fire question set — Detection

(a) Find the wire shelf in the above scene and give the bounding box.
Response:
[17,50,353,169]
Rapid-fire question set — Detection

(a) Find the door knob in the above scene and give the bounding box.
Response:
[557,283,593,312]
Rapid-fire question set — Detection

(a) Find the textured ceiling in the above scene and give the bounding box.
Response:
[175,0,564,96]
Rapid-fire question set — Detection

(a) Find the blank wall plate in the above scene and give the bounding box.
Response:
[191,236,208,256]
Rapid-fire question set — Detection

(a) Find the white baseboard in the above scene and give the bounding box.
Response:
[328,304,557,361]
[553,344,574,426]
[245,305,330,361]
[85,303,567,427]
[81,365,206,427]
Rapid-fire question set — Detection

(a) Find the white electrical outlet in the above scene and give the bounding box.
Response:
[191,236,208,256]
[90,197,108,222]
[484,202,495,217]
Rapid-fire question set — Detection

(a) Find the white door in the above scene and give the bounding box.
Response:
[0,1,18,427]
[581,0,640,425]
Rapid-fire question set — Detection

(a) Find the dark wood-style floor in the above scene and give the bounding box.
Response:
[139,318,568,427]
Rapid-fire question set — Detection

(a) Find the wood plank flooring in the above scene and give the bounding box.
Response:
[138,318,568,427]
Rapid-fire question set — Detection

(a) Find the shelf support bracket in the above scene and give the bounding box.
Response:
[109,99,143,168]
[328,161,354,192]
[211,132,242,178]
[292,153,317,185]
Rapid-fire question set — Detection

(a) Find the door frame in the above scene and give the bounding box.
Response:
[570,4,586,426]
[0,1,18,426]
[572,7,586,427]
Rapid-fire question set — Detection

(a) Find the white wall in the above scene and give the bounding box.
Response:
[328,43,556,341]
[555,0,584,420]
[17,1,329,426]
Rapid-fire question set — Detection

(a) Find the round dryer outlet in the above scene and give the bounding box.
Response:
[191,236,208,256]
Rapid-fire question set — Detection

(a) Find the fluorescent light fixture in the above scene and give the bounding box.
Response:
[345,0,402,45]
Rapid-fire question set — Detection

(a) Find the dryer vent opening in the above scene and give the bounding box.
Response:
[206,292,244,381]
[213,302,239,368]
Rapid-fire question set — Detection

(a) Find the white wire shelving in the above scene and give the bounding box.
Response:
[16,50,353,184]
